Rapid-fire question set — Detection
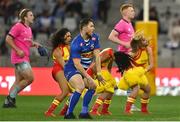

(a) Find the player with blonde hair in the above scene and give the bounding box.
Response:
[3,8,40,108]
[117,32,152,114]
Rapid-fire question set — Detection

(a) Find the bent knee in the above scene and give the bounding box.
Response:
[75,86,85,93]
[146,85,151,94]
[142,85,151,94]
[89,82,97,89]
[61,90,70,96]
[90,82,97,89]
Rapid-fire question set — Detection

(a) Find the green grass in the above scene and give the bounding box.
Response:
[0,95,180,121]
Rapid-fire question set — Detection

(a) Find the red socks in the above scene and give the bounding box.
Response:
[141,98,149,113]
[125,97,135,113]
[91,97,104,112]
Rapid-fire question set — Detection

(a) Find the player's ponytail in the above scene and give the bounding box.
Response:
[114,51,133,74]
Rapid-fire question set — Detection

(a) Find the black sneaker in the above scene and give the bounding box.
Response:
[64,113,76,119]
[79,113,93,119]
[2,96,16,108]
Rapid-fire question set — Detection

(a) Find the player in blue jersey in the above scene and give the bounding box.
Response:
[64,18,105,119]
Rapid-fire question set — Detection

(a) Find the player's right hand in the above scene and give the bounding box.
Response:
[16,49,25,58]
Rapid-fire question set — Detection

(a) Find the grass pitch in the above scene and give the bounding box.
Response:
[0,95,180,121]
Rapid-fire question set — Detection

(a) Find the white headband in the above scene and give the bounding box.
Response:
[19,9,27,18]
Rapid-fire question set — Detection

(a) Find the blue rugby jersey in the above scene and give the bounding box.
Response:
[65,33,100,69]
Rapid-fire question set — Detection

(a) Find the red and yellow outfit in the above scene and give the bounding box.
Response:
[45,45,70,117]
[133,48,149,87]
[132,48,150,113]
[87,48,116,94]
[88,48,116,115]
[117,48,149,90]
[134,48,149,68]
[52,45,70,79]
[117,48,150,114]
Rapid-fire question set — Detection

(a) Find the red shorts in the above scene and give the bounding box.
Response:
[52,64,63,80]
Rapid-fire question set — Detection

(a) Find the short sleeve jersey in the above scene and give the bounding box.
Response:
[66,33,100,69]
[114,19,134,53]
[9,22,33,64]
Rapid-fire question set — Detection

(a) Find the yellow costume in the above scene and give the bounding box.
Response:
[133,48,149,69]
[94,69,116,94]
[118,67,148,90]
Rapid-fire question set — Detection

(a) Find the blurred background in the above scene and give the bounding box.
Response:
[0,0,180,67]
[0,0,180,96]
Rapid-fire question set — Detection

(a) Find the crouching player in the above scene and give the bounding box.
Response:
[87,48,116,116]
[129,31,153,114]
[115,51,151,114]
[59,48,116,116]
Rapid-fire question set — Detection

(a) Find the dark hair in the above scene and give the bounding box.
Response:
[51,28,70,51]
[114,51,144,74]
[19,8,32,22]
[114,52,134,74]
[79,18,94,30]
